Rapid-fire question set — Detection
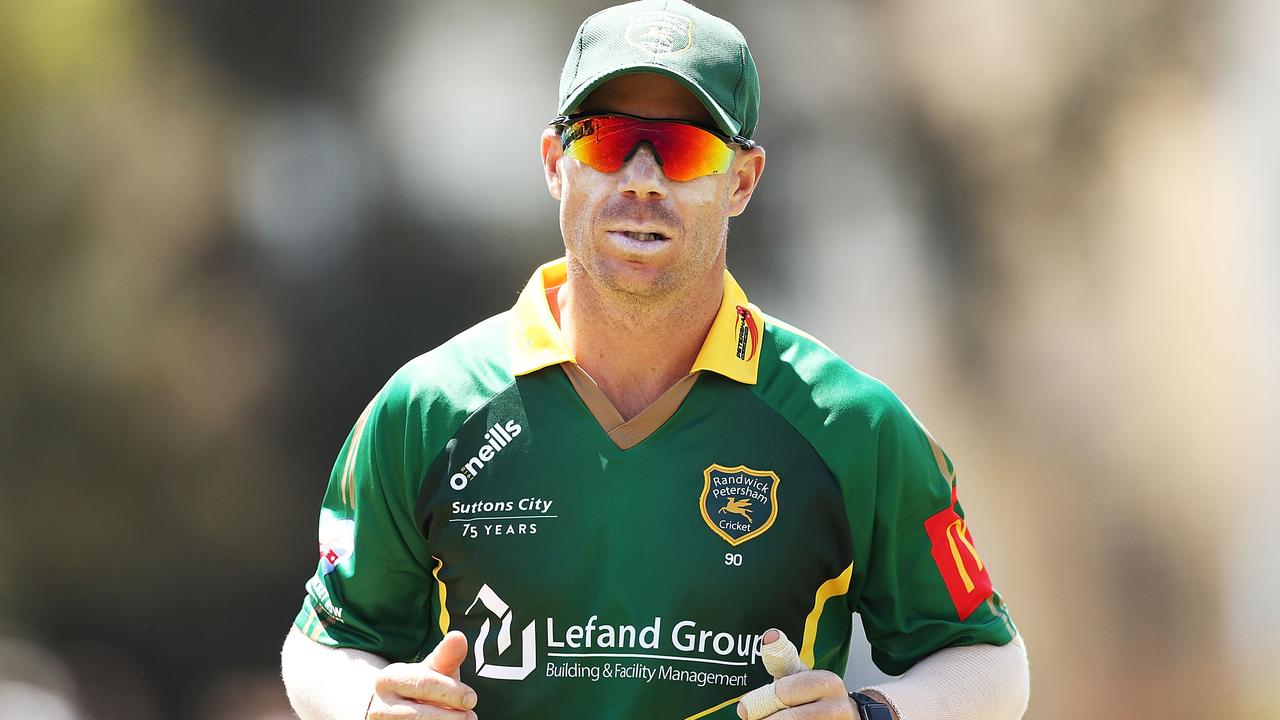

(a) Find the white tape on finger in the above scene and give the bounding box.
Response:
[740,683,788,720]
[761,631,808,679]
[737,631,811,720]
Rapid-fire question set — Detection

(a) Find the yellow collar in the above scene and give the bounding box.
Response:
[508,258,764,384]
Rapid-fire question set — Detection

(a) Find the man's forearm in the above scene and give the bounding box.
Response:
[861,634,1029,720]
[281,627,389,720]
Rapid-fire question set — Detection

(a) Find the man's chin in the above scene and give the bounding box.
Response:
[597,261,677,301]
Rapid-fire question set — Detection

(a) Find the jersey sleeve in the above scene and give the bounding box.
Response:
[853,398,1017,676]
[293,374,436,662]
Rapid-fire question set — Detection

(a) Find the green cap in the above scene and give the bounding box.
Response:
[557,0,760,140]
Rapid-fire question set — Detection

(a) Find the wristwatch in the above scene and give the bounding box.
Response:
[849,691,894,720]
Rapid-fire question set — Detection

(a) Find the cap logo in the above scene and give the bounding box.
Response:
[625,10,693,54]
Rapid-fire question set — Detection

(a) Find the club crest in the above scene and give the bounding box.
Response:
[625,10,694,54]
[700,464,780,546]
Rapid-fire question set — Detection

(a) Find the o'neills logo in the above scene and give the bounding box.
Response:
[734,306,759,361]
[625,10,693,54]
[700,464,780,546]
[450,420,522,490]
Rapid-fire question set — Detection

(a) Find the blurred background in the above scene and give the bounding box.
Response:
[2,0,1277,717]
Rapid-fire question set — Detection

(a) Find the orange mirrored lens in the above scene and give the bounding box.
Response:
[561,116,735,182]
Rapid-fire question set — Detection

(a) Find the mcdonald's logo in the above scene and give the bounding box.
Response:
[924,504,994,620]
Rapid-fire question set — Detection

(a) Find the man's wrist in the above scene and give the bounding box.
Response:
[851,689,898,720]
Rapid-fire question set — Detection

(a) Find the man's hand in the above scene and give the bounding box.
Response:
[736,629,858,720]
[366,631,479,719]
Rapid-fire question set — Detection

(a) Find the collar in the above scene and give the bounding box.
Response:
[508,258,764,385]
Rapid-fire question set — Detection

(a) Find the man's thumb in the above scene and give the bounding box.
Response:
[760,628,807,679]
[426,631,469,677]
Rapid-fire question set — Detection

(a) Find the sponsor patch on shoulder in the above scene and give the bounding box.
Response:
[318,511,355,576]
[924,504,993,620]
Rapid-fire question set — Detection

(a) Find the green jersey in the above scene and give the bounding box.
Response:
[294,258,1016,719]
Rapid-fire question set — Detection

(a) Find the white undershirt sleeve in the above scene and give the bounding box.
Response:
[281,627,389,720]
[861,634,1029,720]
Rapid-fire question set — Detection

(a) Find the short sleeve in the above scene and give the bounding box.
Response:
[292,378,435,662]
[854,401,1017,676]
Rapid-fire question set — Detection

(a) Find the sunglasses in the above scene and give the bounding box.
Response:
[552,112,756,182]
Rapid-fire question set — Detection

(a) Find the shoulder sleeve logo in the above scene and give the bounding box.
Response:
[924,503,994,620]
[701,464,780,546]
[318,511,356,576]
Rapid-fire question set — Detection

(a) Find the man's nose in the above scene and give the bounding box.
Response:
[617,143,668,199]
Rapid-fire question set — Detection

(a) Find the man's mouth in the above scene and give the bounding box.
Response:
[619,230,668,242]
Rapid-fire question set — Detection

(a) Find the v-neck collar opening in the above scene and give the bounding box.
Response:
[561,363,701,450]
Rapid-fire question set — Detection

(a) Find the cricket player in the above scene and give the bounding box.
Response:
[281,2,1030,718]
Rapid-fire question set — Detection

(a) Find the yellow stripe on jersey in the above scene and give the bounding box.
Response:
[302,608,322,640]
[683,693,744,720]
[899,402,956,487]
[341,398,376,509]
[432,555,450,634]
[799,563,854,668]
[924,432,955,484]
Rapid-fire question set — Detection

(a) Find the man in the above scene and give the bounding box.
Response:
[281,2,1029,718]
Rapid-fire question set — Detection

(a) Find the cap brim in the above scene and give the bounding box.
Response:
[558,64,741,138]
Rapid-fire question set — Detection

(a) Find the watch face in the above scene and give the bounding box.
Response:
[851,693,894,720]
[862,706,894,720]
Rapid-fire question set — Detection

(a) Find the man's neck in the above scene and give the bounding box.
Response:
[558,263,723,421]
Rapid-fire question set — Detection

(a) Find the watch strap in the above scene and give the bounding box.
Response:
[849,691,894,720]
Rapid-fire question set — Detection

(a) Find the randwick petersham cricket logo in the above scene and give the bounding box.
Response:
[625,10,693,54]
[700,464,779,546]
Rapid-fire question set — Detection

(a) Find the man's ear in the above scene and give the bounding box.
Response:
[541,128,564,201]
[727,145,766,217]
